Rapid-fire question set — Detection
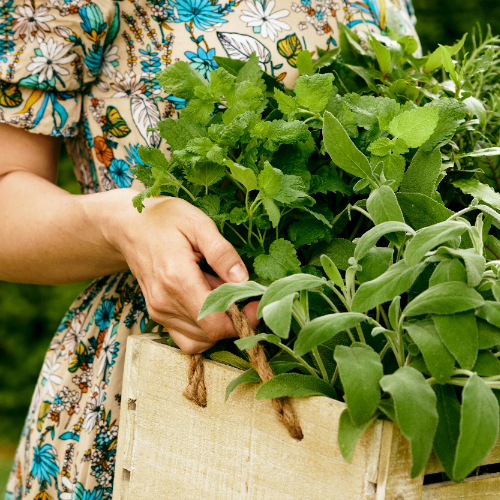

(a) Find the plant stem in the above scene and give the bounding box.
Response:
[355,324,366,343]
[277,342,320,377]
[326,283,350,310]
[330,365,339,386]
[319,292,340,313]
[178,184,196,201]
[225,223,248,245]
[379,342,390,361]
[312,347,329,381]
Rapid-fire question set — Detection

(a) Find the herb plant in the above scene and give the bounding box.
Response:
[133,26,500,482]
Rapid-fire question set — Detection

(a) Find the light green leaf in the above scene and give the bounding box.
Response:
[404,282,484,317]
[352,260,426,313]
[199,281,267,320]
[433,384,461,480]
[404,320,455,383]
[478,318,500,349]
[226,160,258,191]
[368,138,392,157]
[235,333,281,351]
[258,162,282,197]
[158,61,207,98]
[389,296,401,331]
[430,247,485,288]
[367,186,405,224]
[463,96,486,127]
[186,162,226,190]
[294,73,334,113]
[209,351,251,370]
[476,301,500,329]
[295,313,370,357]
[262,293,297,339]
[262,197,281,228]
[400,148,442,198]
[453,178,500,210]
[354,221,415,261]
[323,112,372,179]
[452,374,500,482]
[388,106,439,148]
[370,37,391,75]
[429,259,468,287]
[274,88,297,116]
[255,373,338,400]
[296,50,314,75]
[254,239,302,282]
[257,274,325,318]
[380,367,438,478]
[335,344,383,425]
[320,254,344,289]
[357,247,393,284]
[404,221,469,267]
[338,409,377,463]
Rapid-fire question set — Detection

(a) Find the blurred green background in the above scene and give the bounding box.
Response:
[2,0,500,495]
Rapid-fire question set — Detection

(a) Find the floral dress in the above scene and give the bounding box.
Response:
[2,1,419,499]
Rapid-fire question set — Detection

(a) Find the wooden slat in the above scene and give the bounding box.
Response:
[422,473,500,499]
[114,336,384,500]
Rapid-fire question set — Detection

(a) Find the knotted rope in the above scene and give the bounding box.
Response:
[183,303,303,440]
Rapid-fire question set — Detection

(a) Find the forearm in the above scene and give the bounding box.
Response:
[0,170,133,284]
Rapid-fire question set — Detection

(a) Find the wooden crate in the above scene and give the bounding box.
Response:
[113,334,500,500]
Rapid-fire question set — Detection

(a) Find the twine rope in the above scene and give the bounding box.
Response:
[183,303,303,440]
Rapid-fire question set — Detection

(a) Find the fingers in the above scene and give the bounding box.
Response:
[242,301,260,330]
[168,330,215,355]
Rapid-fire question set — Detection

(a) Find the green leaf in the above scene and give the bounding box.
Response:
[156,118,206,151]
[274,88,297,116]
[186,162,226,190]
[335,344,383,425]
[262,293,297,339]
[367,186,405,225]
[388,106,439,148]
[380,367,438,478]
[452,374,499,482]
[209,351,251,370]
[289,217,329,247]
[205,67,235,98]
[258,162,282,197]
[389,296,401,331]
[338,409,377,463]
[309,238,355,271]
[235,333,281,351]
[258,274,326,318]
[380,153,406,192]
[396,193,454,230]
[235,52,263,84]
[354,221,415,261]
[296,50,314,75]
[433,384,461,480]
[198,281,267,320]
[320,254,344,289]
[424,34,467,73]
[473,351,500,376]
[463,96,487,127]
[295,313,370,357]
[478,318,500,349]
[351,260,426,313]
[430,247,486,288]
[294,73,334,113]
[453,178,500,211]
[404,221,469,267]
[226,160,258,191]
[429,259,467,287]
[323,112,372,179]
[273,175,309,204]
[254,239,302,281]
[477,301,500,329]
[255,373,338,400]
[158,61,207,99]
[261,197,281,228]
[357,247,393,283]
[404,320,455,383]
[138,145,170,172]
[368,138,392,157]
[370,37,391,75]
[404,282,484,317]
[400,148,442,198]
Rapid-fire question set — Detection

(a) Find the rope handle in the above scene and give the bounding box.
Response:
[183,303,303,440]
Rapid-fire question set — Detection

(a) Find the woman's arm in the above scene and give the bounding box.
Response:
[0,123,256,353]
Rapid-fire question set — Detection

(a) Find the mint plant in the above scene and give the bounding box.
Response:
[133,26,500,482]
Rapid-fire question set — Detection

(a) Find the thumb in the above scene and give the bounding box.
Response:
[193,220,248,283]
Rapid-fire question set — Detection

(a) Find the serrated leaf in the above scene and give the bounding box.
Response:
[257,274,325,318]
[323,112,372,179]
[335,344,383,425]
[199,282,267,320]
[274,88,297,116]
[404,221,469,267]
[255,373,338,400]
[186,162,226,190]
[404,320,455,383]
[258,163,282,197]
[262,293,297,339]
[338,409,378,463]
[351,260,426,313]
[404,282,484,317]
[452,374,499,482]
[262,197,280,228]
[294,73,334,113]
[156,118,206,151]
[158,61,207,98]
[380,367,438,478]
[254,239,302,281]
[388,106,439,148]
[226,160,258,191]
[400,148,442,198]
[295,313,370,357]
[453,178,500,211]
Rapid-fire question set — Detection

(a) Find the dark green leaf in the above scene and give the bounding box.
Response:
[396,193,454,230]
[357,247,393,283]
[338,409,377,463]
[309,238,356,270]
[473,351,500,376]
[478,318,500,349]
[400,148,442,198]
[255,373,338,400]
[429,259,467,287]
[254,239,302,281]
[476,301,500,329]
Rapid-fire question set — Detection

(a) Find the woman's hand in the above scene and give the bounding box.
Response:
[103,191,259,354]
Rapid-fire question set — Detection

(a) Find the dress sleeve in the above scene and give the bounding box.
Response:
[0,0,119,137]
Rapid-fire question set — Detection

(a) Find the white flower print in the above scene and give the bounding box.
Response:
[60,475,76,500]
[12,0,54,42]
[62,312,86,358]
[240,0,291,42]
[83,381,106,432]
[97,325,118,377]
[299,21,307,30]
[26,37,77,84]
[41,353,63,398]
[100,45,119,79]
[110,71,145,97]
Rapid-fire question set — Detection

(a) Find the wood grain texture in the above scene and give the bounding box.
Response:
[422,473,500,499]
[113,335,383,500]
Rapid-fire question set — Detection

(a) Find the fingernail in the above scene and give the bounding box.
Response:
[229,263,248,283]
